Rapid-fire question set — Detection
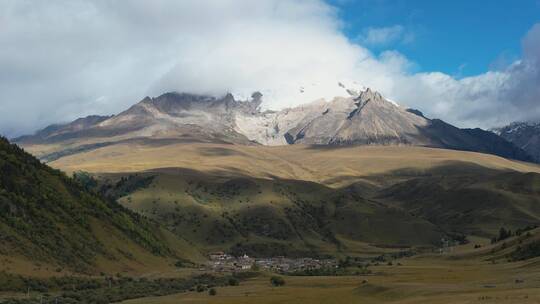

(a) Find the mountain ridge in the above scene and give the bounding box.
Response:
[14,87,533,163]
[493,121,540,162]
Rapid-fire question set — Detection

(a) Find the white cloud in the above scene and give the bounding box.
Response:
[390,24,540,128]
[358,25,413,46]
[0,0,539,137]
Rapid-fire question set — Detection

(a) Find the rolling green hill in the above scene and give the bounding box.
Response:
[379,166,540,238]
[50,141,540,258]
[82,168,540,259]
[89,169,443,258]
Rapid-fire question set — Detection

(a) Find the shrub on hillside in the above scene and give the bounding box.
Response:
[509,241,540,261]
[270,276,285,287]
[196,284,207,292]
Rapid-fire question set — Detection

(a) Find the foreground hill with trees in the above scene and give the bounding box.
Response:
[0,136,200,276]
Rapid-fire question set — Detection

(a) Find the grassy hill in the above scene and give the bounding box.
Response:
[86,169,442,258]
[0,137,202,276]
[378,165,540,237]
[41,140,540,257]
[46,141,540,187]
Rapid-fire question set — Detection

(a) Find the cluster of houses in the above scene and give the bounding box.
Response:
[207,251,338,273]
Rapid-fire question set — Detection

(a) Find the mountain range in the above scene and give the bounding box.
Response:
[14,86,532,163]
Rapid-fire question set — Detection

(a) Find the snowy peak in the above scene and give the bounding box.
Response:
[232,79,372,111]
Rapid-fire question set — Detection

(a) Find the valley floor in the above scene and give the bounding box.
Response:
[121,256,540,304]
[2,234,539,304]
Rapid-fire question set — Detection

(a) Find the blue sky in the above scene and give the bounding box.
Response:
[330,0,540,77]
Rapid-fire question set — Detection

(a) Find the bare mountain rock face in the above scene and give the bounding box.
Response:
[14,115,113,144]
[14,88,533,163]
[15,92,260,161]
[93,92,257,144]
[282,88,429,145]
[493,121,540,162]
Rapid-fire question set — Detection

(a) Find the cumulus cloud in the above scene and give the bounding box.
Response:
[0,0,539,137]
[391,23,540,128]
[357,25,414,46]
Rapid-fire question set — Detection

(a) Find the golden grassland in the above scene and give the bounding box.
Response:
[48,142,540,187]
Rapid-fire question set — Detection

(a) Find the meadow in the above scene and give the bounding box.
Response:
[46,142,540,187]
[122,253,540,304]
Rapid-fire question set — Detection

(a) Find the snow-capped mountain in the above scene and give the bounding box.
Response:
[493,121,540,162]
[14,86,532,163]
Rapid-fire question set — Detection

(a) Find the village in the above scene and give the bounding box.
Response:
[206,252,338,273]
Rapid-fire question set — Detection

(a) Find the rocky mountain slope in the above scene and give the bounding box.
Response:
[493,121,540,162]
[15,87,532,163]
